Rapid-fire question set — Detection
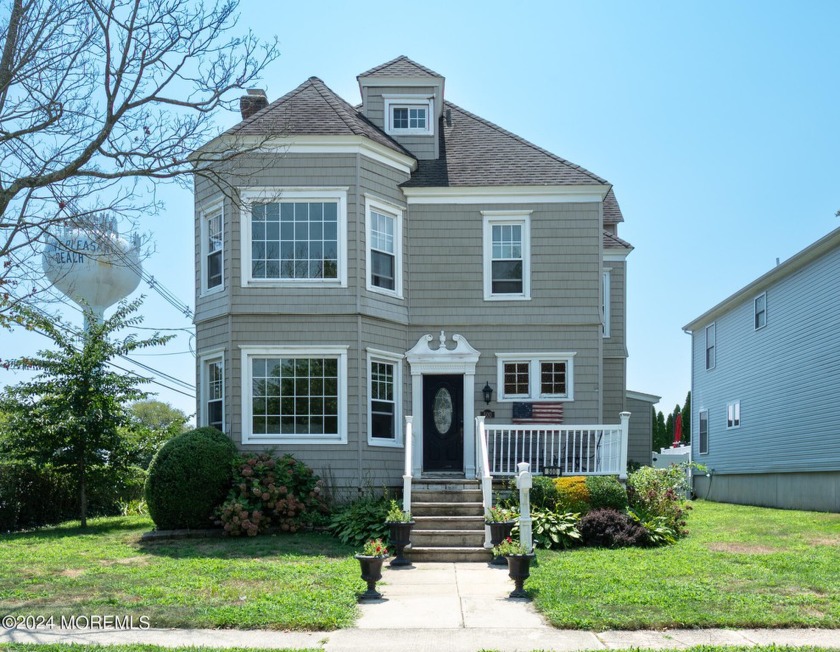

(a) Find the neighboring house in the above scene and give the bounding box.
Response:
[684,226,840,512]
[626,390,660,468]
[193,56,636,494]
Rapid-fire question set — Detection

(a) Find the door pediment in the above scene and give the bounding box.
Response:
[406,331,480,376]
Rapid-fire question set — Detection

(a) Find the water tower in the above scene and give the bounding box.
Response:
[42,216,143,329]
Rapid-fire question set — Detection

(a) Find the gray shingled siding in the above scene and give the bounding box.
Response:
[690,244,840,490]
[364,85,438,160]
[602,358,626,425]
[626,395,653,467]
[407,202,602,323]
[604,260,627,358]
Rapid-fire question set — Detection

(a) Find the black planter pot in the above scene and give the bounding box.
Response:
[355,554,386,600]
[505,553,536,599]
[487,520,516,566]
[386,520,415,567]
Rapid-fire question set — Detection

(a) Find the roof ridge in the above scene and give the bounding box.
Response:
[444,100,609,185]
[358,55,442,79]
[231,77,319,133]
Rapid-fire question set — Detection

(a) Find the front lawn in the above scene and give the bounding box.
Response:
[530,500,840,629]
[0,516,359,630]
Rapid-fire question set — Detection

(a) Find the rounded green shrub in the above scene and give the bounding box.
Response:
[144,427,237,530]
[584,475,628,512]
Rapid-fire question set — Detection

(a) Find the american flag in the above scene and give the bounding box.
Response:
[512,402,564,424]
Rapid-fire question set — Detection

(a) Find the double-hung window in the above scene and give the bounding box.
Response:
[241,188,347,287]
[754,293,766,330]
[367,349,403,447]
[705,323,716,370]
[201,203,223,293]
[365,196,403,297]
[383,96,434,136]
[483,211,531,300]
[241,346,348,444]
[496,353,575,401]
[698,409,709,454]
[201,352,224,432]
[727,400,741,429]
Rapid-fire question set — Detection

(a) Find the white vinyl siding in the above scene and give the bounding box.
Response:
[496,352,575,401]
[240,346,348,444]
[366,348,404,448]
[482,211,531,301]
[239,188,348,288]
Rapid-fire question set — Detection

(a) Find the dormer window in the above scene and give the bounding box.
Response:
[384,95,434,136]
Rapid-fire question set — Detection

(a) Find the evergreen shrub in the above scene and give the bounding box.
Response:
[144,427,237,530]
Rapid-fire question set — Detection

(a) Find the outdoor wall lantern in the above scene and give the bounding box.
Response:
[482,381,494,404]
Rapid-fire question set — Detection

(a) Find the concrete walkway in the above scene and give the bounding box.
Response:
[3,561,840,651]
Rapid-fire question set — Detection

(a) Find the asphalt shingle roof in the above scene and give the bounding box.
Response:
[401,102,607,188]
[602,188,624,224]
[603,230,633,250]
[357,55,443,79]
[225,77,412,157]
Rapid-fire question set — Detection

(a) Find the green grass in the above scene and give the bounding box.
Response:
[0,516,359,630]
[530,500,840,630]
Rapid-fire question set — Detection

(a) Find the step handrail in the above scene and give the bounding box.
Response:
[403,416,413,513]
[475,415,492,548]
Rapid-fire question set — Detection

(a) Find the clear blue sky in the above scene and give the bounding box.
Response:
[4,0,839,426]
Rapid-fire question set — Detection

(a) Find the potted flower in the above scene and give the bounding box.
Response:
[384,499,415,567]
[485,505,518,566]
[493,537,535,599]
[355,538,389,600]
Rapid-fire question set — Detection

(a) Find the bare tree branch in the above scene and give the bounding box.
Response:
[0,0,280,316]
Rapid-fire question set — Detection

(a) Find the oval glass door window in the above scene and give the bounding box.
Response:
[433,388,453,435]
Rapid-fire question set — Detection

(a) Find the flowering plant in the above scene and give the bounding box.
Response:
[359,538,389,557]
[492,536,530,557]
[485,505,517,523]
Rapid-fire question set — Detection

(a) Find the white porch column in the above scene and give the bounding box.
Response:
[464,372,476,478]
[410,371,423,477]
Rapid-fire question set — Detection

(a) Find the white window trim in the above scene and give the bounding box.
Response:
[240,345,349,445]
[366,348,404,448]
[365,195,404,299]
[199,349,225,431]
[754,292,767,330]
[705,323,716,370]
[602,268,612,338]
[698,409,709,455]
[482,211,532,301]
[239,187,348,288]
[726,400,741,429]
[383,94,434,136]
[495,352,576,402]
[200,200,224,296]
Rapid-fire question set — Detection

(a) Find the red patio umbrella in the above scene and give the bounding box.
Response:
[672,413,682,447]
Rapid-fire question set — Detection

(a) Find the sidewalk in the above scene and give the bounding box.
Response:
[3,562,840,651]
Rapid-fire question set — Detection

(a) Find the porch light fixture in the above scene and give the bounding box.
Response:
[482,381,493,404]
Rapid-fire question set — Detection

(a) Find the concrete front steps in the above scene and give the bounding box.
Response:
[408,479,492,563]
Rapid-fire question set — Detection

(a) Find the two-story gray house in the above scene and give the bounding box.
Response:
[684,226,840,512]
[193,57,635,495]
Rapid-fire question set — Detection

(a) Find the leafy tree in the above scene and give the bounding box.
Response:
[653,409,669,452]
[0,299,172,526]
[681,391,691,444]
[0,0,279,315]
[124,400,190,468]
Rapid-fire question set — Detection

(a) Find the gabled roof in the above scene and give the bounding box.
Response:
[683,226,840,332]
[357,55,443,79]
[602,188,624,224]
[401,102,608,188]
[224,77,413,158]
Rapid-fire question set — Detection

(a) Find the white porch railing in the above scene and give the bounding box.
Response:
[476,412,631,480]
[475,416,493,548]
[402,416,413,513]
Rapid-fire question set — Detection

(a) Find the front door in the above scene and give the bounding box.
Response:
[422,374,464,472]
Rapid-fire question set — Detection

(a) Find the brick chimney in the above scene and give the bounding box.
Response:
[240,89,268,120]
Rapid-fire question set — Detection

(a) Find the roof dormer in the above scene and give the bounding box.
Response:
[357,56,444,160]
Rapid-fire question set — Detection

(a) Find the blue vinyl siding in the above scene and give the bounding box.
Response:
[691,244,840,475]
